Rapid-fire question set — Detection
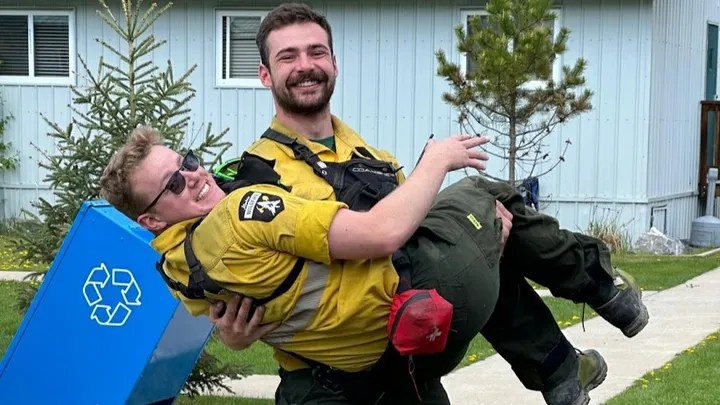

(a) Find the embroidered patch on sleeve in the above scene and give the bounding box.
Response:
[239,191,285,222]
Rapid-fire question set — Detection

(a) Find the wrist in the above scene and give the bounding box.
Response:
[419,149,450,174]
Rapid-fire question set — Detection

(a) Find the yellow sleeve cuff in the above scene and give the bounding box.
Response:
[294,200,347,264]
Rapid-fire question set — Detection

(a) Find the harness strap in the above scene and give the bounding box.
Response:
[262,129,335,182]
[155,255,205,300]
[183,219,224,296]
[157,216,307,305]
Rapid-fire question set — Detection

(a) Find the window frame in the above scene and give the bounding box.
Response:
[215,9,267,88]
[459,8,562,90]
[0,9,76,86]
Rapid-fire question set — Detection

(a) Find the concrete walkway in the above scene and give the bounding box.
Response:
[204,267,720,404]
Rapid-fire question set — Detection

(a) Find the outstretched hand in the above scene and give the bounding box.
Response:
[423,134,490,172]
[209,294,281,351]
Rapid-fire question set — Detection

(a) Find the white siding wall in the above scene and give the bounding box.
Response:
[537,0,654,241]
[647,0,720,239]
[0,0,714,242]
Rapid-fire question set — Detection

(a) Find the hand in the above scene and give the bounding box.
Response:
[209,294,281,351]
[423,134,490,172]
[495,200,513,249]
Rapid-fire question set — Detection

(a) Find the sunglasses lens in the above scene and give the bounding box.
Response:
[166,172,186,195]
[183,150,200,171]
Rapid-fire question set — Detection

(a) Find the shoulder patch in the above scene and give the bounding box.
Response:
[239,191,285,222]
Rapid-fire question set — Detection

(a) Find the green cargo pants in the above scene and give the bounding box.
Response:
[406,175,615,390]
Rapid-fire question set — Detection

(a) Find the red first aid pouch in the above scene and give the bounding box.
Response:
[387,289,453,356]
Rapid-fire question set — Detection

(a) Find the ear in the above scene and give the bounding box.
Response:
[259,63,273,88]
[137,213,167,233]
[332,55,339,78]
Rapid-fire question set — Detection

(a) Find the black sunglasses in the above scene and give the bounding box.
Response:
[141,150,200,214]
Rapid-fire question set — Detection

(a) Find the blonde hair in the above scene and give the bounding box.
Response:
[100,126,163,220]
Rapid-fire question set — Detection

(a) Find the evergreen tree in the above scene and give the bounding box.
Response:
[9,0,241,396]
[436,0,593,185]
[0,62,19,173]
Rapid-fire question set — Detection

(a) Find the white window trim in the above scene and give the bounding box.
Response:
[0,9,76,86]
[459,8,562,90]
[215,9,267,88]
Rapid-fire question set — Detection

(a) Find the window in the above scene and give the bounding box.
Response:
[460,9,561,89]
[0,10,75,85]
[216,10,267,88]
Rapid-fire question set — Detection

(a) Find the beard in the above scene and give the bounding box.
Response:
[272,69,336,116]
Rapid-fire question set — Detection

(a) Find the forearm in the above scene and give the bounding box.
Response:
[327,134,488,260]
[328,155,448,260]
[367,155,449,246]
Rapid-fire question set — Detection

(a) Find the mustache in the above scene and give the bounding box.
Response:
[287,70,328,86]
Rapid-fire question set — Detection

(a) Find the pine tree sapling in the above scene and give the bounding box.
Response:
[8,0,235,396]
[0,94,20,173]
[436,0,593,185]
[11,0,229,264]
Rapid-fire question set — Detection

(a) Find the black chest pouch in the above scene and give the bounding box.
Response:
[262,128,400,211]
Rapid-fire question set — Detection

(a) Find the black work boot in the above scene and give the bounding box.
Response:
[592,268,649,337]
[542,349,607,405]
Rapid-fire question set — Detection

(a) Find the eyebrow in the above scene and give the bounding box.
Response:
[275,43,329,58]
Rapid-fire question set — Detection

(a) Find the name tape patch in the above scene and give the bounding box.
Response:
[239,191,284,222]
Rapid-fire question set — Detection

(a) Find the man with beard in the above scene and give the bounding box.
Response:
[208,3,647,404]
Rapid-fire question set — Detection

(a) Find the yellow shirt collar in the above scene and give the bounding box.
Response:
[151,218,199,254]
[269,115,370,160]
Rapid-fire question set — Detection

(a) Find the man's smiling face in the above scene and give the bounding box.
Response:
[259,22,338,115]
[132,145,226,231]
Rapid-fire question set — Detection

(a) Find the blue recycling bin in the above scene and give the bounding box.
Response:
[0,200,214,404]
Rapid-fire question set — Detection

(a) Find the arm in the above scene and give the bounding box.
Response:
[328,135,490,260]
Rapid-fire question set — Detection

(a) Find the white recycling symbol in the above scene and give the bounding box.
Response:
[82,262,142,326]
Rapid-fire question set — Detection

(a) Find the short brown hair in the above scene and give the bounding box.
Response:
[256,3,334,67]
[100,126,163,220]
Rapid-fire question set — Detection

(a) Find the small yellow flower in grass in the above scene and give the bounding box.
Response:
[562,321,572,326]
[685,348,695,354]
[467,354,478,362]
[571,315,580,321]
[663,363,672,370]
[639,378,648,383]
[707,334,718,340]
[650,371,655,376]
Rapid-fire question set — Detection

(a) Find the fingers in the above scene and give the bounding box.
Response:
[495,201,513,248]
[461,135,490,148]
[257,321,282,336]
[246,302,265,329]
[236,296,253,326]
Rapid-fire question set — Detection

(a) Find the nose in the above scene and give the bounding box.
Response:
[182,170,202,190]
[296,52,313,71]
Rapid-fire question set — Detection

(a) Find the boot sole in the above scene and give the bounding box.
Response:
[622,300,649,337]
[574,350,608,405]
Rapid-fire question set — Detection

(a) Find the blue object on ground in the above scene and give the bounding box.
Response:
[0,200,213,405]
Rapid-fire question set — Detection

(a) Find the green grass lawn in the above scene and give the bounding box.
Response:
[0,236,48,272]
[0,281,23,359]
[607,330,720,405]
[176,396,272,405]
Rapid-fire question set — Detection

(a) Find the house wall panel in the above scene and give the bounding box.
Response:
[0,0,706,243]
[647,0,720,238]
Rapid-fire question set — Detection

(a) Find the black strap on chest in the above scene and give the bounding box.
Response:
[156,216,306,307]
[261,128,400,211]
